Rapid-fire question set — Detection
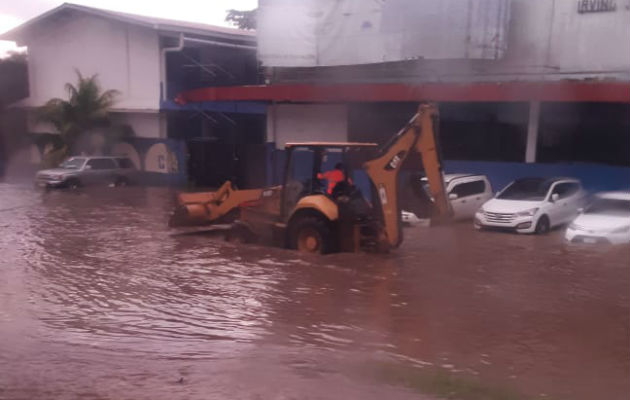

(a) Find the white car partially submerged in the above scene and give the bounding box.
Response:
[403,174,493,225]
[565,191,630,244]
[475,177,586,234]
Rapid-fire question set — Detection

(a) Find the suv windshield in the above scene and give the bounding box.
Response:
[585,198,630,216]
[497,178,553,201]
[60,158,86,169]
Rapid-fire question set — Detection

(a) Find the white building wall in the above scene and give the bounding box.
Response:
[24,14,161,114]
[111,112,162,139]
[506,0,630,74]
[264,1,630,81]
[547,0,630,71]
[269,104,348,148]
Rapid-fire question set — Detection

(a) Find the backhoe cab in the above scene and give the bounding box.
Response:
[248,141,382,253]
[170,103,450,254]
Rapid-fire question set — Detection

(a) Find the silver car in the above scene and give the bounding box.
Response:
[35,156,137,189]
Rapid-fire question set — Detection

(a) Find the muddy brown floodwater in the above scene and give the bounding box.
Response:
[0,183,628,400]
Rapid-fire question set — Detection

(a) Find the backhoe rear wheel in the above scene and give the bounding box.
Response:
[289,215,332,254]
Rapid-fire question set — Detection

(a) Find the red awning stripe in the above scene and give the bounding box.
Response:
[175,82,630,104]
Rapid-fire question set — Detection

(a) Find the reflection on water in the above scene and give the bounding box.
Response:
[0,183,628,399]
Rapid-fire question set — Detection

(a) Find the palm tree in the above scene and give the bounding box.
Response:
[37,70,128,165]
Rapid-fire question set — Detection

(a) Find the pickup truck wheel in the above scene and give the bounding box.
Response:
[66,178,81,189]
[535,215,550,234]
[289,216,332,254]
[114,176,129,187]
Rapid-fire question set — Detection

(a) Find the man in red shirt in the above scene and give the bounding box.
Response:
[317,163,347,195]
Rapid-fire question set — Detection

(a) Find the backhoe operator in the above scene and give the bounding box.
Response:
[317,163,347,195]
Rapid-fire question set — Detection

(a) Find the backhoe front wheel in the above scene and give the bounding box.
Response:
[289,216,333,254]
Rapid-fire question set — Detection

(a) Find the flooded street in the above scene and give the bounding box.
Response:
[0,183,628,400]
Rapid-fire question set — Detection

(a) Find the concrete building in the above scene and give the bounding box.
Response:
[0,3,260,183]
[176,0,630,191]
[8,1,627,189]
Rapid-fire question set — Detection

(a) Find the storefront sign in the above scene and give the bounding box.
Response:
[577,0,617,13]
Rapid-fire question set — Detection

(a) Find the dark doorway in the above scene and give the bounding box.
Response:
[348,102,529,162]
[537,102,630,166]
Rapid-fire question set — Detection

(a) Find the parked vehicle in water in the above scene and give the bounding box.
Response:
[403,174,493,224]
[401,210,422,225]
[474,177,586,234]
[35,156,137,189]
[442,174,493,220]
[565,191,630,244]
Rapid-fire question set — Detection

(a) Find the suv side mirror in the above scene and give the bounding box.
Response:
[550,193,559,202]
[448,193,458,200]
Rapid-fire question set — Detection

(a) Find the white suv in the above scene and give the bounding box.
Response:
[474,177,586,234]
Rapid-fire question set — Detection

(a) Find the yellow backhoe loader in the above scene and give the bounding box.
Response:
[169,103,451,253]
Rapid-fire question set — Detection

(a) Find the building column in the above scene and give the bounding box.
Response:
[525,101,540,163]
[159,113,168,139]
[266,103,277,144]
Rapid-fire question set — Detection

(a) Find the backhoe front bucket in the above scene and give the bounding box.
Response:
[168,181,263,227]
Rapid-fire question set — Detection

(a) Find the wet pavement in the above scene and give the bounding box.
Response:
[0,183,628,400]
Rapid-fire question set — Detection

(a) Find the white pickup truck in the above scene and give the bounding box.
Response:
[403,173,493,223]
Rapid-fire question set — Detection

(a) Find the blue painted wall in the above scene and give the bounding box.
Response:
[444,160,630,193]
[161,100,267,114]
[267,147,629,194]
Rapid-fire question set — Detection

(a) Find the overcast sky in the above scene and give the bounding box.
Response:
[0,0,257,56]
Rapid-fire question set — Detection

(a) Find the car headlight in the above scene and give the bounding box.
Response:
[476,207,485,214]
[611,225,630,234]
[569,222,579,230]
[516,208,539,217]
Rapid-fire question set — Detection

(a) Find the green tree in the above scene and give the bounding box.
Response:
[225,9,257,30]
[36,70,132,166]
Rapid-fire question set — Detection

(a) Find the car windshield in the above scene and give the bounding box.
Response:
[585,198,630,216]
[497,178,552,201]
[59,157,85,169]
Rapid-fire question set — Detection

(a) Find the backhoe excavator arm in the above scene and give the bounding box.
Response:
[362,103,451,248]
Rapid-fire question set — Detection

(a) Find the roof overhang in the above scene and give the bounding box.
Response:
[175,81,630,104]
[0,2,255,45]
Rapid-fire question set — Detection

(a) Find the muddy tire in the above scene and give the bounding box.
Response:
[66,178,81,189]
[288,215,332,254]
[535,215,550,234]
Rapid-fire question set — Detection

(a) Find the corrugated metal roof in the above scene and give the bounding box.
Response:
[0,2,255,43]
